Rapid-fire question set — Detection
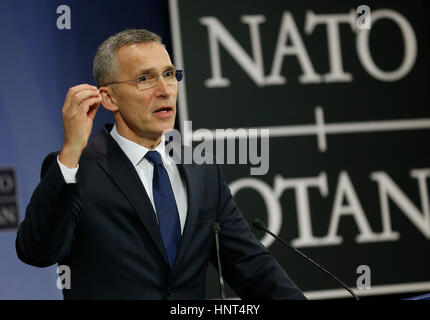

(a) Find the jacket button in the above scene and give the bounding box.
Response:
[167,288,173,297]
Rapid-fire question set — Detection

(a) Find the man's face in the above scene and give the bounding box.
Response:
[111,41,178,141]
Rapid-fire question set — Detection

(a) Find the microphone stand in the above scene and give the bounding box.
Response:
[253,219,359,301]
[212,222,226,300]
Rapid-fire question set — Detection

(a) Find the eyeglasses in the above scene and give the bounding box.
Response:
[104,69,183,91]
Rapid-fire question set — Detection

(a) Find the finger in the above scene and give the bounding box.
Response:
[70,84,98,94]
[64,92,99,118]
[88,104,100,121]
[74,89,101,108]
[65,84,98,108]
[78,96,102,117]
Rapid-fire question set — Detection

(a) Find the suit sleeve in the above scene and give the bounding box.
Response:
[15,152,81,267]
[213,164,307,300]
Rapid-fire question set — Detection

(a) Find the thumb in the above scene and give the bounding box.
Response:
[88,103,100,120]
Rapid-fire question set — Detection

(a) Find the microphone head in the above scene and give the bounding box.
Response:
[253,219,266,230]
[212,222,220,232]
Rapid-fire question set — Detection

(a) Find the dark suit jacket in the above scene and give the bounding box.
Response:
[16,123,306,300]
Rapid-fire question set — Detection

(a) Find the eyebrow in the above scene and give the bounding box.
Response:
[135,64,176,76]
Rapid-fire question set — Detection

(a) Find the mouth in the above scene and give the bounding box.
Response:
[154,106,173,113]
[153,106,174,118]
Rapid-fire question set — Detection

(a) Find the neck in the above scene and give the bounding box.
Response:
[114,121,162,150]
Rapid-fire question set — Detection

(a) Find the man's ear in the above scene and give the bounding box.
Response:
[99,86,119,112]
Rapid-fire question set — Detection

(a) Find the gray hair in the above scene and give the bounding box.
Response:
[93,29,163,87]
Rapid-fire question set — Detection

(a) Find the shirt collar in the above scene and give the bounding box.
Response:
[110,124,168,166]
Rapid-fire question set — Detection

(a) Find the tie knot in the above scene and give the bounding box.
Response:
[145,150,163,166]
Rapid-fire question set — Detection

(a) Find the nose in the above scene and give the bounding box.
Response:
[154,76,169,97]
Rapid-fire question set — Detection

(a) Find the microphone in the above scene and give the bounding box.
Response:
[253,219,360,301]
[212,222,226,300]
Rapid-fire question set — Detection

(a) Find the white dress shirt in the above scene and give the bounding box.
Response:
[57,125,188,234]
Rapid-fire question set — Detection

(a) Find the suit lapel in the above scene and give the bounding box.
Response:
[93,125,169,266]
[92,127,203,271]
[173,147,202,270]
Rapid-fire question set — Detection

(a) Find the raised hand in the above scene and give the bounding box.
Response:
[58,84,102,168]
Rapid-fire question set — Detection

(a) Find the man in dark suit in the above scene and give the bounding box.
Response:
[16,29,306,300]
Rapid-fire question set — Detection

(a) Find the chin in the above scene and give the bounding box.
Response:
[156,123,174,135]
[162,120,175,131]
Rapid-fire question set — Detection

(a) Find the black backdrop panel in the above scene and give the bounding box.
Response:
[170,0,430,298]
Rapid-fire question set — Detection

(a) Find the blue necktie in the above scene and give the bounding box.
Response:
[145,150,181,269]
